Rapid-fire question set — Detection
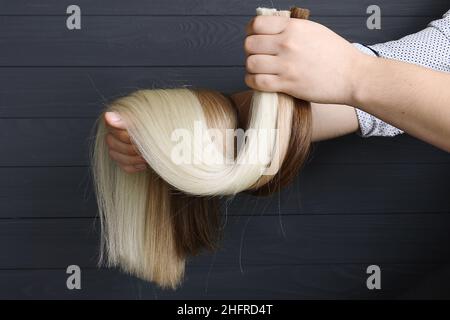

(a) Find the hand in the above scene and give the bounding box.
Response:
[244,15,370,105]
[103,93,252,173]
[104,112,148,173]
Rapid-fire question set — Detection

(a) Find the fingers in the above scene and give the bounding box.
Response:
[104,111,132,143]
[245,73,283,92]
[120,165,147,174]
[108,149,148,172]
[243,16,289,93]
[105,133,140,156]
[107,126,132,144]
[108,149,146,166]
[104,111,147,173]
[244,35,281,55]
[105,112,127,130]
[108,138,147,173]
[246,55,283,74]
[246,16,290,35]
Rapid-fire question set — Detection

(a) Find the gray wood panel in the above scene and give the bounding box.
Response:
[1,214,450,269]
[0,264,445,299]
[1,0,448,16]
[0,118,448,166]
[0,67,245,118]
[0,16,433,66]
[1,0,449,299]
[0,163,449,218]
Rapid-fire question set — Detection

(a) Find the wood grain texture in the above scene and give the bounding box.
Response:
[0,118,448,166]
[0,264,446,299]
[1,0,449,299]
[0,163,449,218]
[0,0,448,16]
[0,67,245,118]
[1,214,450,269]
[0,16,434,66]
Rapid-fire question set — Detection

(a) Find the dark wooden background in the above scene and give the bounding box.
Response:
[0,0,449,299]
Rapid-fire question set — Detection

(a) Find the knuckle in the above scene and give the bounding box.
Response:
[246,55,257,72]
[252,16,264,32]
[244,36,254,52]
[254,74,271,88]
[279,37,296,51]
[119,131,130,143]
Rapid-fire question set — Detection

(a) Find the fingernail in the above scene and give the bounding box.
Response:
[134,164,147,170]
[106,112,121,122]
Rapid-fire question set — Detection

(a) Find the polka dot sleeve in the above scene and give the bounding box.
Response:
[352,9,450,138]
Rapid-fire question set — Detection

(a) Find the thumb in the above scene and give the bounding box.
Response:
[104,112,127,130]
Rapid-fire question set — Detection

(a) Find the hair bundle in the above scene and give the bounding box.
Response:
[91,7,312,289]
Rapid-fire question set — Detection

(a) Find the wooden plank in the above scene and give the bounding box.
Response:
[400,264,450,299]
[1,214,450,269]
[0,163,449,218]
[0,264,446,299]
[0,118,92,166]
[0,167,95,218]
[0,0,448,16]
[4,120,450,164]
[0,67,245,118]
[0,16,433,66]
[0,118,448,166]
[311,135,450,164]
[1,0,448,301]
[234,162,450,215]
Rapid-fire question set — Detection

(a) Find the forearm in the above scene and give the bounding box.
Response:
[311,103,358,142]
[231,90,359,142]
[352,55,450,151]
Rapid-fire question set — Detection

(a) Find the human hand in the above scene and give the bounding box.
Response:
[244,15,371,105]
[103,92,252,173]
[104,112,148,173]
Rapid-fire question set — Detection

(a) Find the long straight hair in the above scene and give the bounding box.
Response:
[91,7,312,289]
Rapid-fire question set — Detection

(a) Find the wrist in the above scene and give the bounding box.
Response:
[348,52,378,107]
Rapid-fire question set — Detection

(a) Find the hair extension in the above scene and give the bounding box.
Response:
[250,7,312,196]
[249,98,312,196]
[91,7,312,289]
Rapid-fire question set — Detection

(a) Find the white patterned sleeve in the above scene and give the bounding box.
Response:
[352,10,450,138]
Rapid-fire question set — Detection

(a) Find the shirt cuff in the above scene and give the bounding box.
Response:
[351,43,404,138]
